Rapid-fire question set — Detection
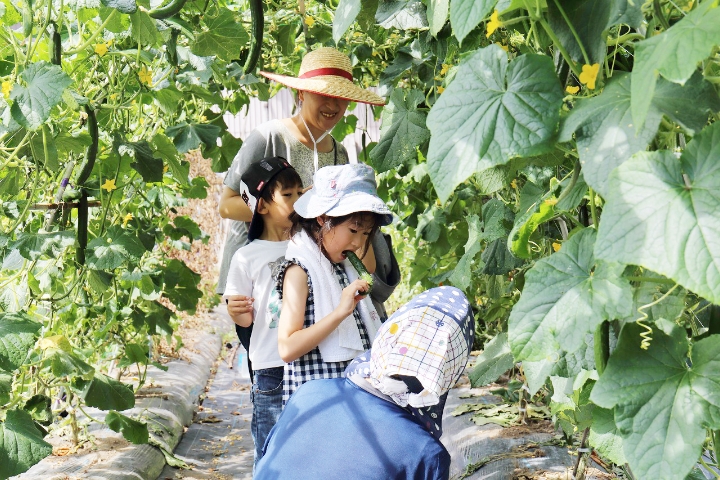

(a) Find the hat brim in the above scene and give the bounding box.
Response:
[294,190,393,226]
[259,72,386,106]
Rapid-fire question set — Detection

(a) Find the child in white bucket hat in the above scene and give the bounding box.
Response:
[270,163,393,404]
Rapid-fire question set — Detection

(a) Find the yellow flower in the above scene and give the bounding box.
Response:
[440,64,450,76]
[510,179,517,189]
[552,242,561,252]
[566,85,580,94]
[437,86,444,94]
[495,42,509,52]
[138,67,153,86]
[122,213,133,226]
[544,197,558,206]
[1,81,12,99]
[163,164,169,173]
[101,179,117,192]
[579,63,600,90]
[304,16,315,27]
[486,10,501,38]
[94,43,108,57]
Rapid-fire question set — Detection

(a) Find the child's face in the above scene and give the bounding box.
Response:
[321,216,374,264]
[264,184,303,233]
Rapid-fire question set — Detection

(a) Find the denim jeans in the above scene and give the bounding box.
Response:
[251,366,284,468]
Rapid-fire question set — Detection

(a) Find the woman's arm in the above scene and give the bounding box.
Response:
[219,186,253,222]
[277,265,369,362]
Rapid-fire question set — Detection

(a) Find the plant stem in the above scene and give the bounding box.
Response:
[551,0,590,65]
[537,17,581,77]
[653,0,671,30]
[64,10,118,55]
[606,33,645,45]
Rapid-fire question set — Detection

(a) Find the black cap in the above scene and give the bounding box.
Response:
[239,156,293,242]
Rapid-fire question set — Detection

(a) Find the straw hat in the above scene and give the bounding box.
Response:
[259,47,386,106]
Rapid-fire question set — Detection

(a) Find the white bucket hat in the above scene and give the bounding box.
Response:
[293,164,393,226]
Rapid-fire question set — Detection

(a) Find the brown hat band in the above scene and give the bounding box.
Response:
[299,67,353,81]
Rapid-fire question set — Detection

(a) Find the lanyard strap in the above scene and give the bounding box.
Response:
[299,113,329,172]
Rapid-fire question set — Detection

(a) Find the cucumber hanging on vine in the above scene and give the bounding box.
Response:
[51,22,61,66]
[345,251,373,296]
[148,0,189,19]
[74,106,98,187]
[243,0,264,74]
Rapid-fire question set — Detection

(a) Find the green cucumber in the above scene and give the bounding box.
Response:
[345,251,373,296]
[74,106,98,186]
[243,0,264,74]
[148,0,189,19]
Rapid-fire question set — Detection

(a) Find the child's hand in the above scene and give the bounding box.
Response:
[225,295,254,316]
[338,279,370,316]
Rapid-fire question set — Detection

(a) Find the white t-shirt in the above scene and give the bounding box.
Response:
[224,240,289,369]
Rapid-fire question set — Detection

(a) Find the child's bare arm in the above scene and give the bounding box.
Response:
[225,295,254,327]
[278,266,368,363]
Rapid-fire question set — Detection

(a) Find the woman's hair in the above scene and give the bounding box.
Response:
[261,168,303,204]
[289,211,382,258]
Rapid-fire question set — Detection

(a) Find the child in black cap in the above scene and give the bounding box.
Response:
[223,156,303,467]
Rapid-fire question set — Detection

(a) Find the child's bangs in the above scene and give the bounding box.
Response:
[273,168,303,190]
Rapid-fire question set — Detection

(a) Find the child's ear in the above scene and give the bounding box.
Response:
[256,198,269,214]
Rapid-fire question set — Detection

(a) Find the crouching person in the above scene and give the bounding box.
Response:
[255,286,475,480]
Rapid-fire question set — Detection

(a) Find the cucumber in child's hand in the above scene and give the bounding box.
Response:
[345,251,373,296]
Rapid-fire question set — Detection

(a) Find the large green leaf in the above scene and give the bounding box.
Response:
[333,0,362,44]
[595,122,720,304]
[508,228,632,362]
[11,231,75,261]
[10,61,72,131]
[0,409,53,478]
[153,134,189,184]
[128,140,163,183]
[450,0,495,44]
[588,407,626,467]
[591,324,720,480]
[548,0,642,65]
[162,259,202,313]
[0,312,41,371]
[106,411,149,444]
[427,45,563,201]
[86,226,146,270]
[560,72,720,196]
[191,9,248,62]
[448,214,483,289]
[101,0,137,14]
[369,89,430,173]
[631,1,720,130]
[481,237,522,275]
[427,0,449,36]
[0,369,11,405]
[468,332,514,386]
[165,122,222,153]
[376,0,428,30]
[73,373,135,411]
[558,73,660,197]
[130,11,159,46]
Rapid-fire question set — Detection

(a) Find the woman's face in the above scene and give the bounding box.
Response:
[299,91,350,133]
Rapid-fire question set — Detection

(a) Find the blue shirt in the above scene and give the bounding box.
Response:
[255,378,450,480]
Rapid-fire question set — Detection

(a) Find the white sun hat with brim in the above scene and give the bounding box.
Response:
[293,164,393,226]
[259,47,386,106]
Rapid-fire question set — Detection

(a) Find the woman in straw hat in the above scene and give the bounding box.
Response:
[218,47,398,378]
